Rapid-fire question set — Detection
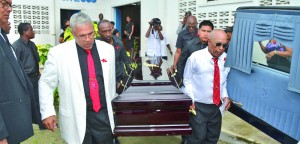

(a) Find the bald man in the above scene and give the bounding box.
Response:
[172,16,198,72]
[183,29,231,144]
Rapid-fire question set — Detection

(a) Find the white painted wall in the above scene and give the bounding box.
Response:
[8,0,300,51]
[9,0,55,45]
[9,0,105,46]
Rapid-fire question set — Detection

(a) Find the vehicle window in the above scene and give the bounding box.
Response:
[252,39,292,73]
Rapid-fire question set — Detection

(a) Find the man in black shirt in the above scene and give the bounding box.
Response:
[177,20,214,85]
[12,23,45,130]
[97,20,133,94]
[39,12,116,144]
[172,16,198,71]
[168,16,198,88]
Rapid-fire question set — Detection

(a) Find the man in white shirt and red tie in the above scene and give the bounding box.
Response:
[39,12,116,144]
[183,29,231,144]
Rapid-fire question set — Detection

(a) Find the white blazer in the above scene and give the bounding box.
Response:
[39,40,116,144]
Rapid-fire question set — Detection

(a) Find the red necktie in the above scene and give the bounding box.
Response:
[85,49,101,112]
[213,57,220,106]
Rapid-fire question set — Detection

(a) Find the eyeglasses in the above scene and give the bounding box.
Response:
[215,42,229,49]
[75,31,95,40]
[0,2,12,10]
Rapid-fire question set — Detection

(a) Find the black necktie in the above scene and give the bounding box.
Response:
[28,42,39,72]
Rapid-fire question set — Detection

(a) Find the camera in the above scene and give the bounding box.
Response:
[149,18,161,26]
[185,11,191,17]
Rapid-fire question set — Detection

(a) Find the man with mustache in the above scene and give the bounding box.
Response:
[39,13,116,144]
[168,16,198,88]
[184,29,231,144]
[97,20,133,95]
[0,0,34,143]
[12,23,45,130]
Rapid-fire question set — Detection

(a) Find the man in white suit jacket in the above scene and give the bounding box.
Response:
[39,13,116,144]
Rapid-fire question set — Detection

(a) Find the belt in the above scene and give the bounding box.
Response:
[196,101,223,107]
[27,72,39,77]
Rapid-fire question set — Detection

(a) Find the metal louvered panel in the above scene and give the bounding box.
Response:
[260,0,290,6]
[276,0,290,5]
[260,0,272,6]
[178,0,197,21]
[12,4,50,34]
[178,0,291,29]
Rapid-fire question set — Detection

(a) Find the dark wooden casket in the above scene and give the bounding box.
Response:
[112,82,192,136]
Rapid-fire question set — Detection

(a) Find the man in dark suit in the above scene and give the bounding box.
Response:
[0,0,34,143]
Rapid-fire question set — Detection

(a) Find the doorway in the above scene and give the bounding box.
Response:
[114,2,142,79]
[114,2,141,41]
[60,9,80,31]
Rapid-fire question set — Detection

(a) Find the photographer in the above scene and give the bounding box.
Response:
[145,18,164,65]
[145,18,164,40]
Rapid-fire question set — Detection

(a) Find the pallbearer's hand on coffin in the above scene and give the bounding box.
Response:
[189,103,196,115]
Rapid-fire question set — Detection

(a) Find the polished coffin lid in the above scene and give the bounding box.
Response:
[113,84,192,136]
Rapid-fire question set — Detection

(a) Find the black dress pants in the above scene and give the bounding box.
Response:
[187,102,222,144]
[82,109,113,144]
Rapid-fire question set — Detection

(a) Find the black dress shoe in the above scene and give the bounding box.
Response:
[180,140,188,144]
[181,135,188,144]
[113,137,120,144]
[39,126,47,130]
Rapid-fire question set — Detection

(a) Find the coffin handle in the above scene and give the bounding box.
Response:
[232,100,243,107]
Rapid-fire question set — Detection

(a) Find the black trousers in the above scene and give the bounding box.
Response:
[187,102,222,144]
[82,109,113,144]
[126,36,134,49]
[28,75,44,128]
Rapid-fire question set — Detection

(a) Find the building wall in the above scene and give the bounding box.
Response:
[9,0,55,45]
[8,0,300,53]
[9,0,103,46]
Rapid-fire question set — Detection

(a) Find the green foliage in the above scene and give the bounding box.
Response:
[53,88,59,107]
[133,39,139,52]
[93,21,100,38]
[130,62,138,69]
[36,44,52,66]
[36,44,59,106]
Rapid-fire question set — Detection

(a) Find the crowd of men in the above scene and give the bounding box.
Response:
[0,0,232,143]
[144,11,232,144]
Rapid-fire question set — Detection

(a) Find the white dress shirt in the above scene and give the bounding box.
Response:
[183,47,230,104]
[147,28,162,56]
[160,34,169,57]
